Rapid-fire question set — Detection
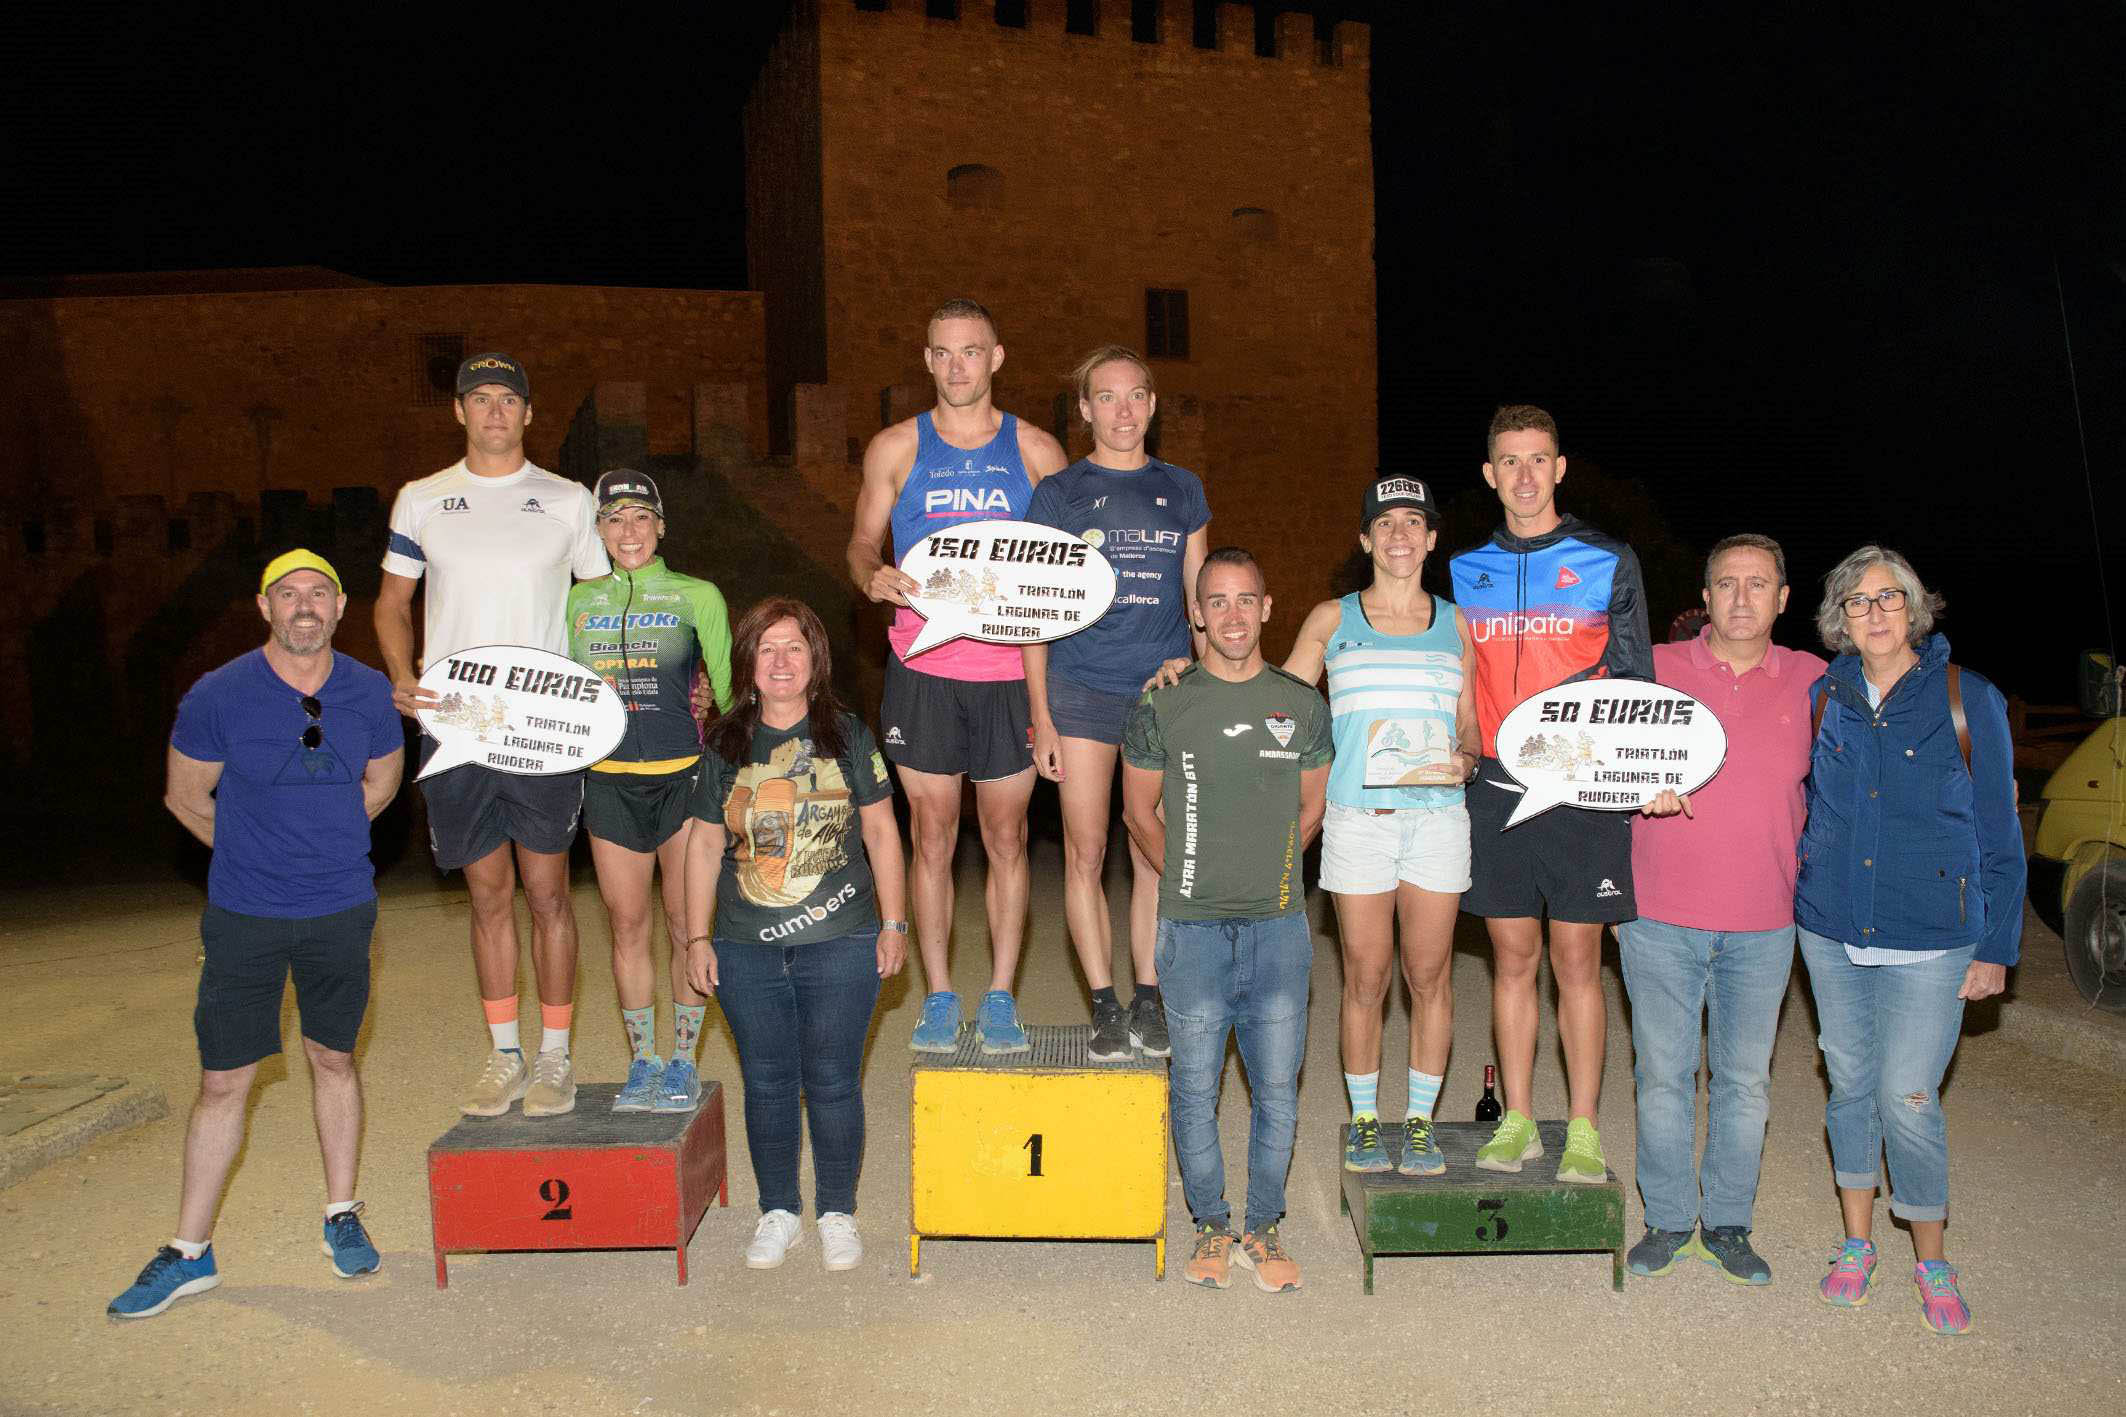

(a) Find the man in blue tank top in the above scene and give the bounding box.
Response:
[847,298,1069,1054]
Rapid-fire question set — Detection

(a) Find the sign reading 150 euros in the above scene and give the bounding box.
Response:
[415,645,626,781]
[1491,679,1726,828]
[898,519,1119,658]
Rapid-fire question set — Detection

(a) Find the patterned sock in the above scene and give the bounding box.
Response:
[539,1003,572,1056]
[673,1004,706,1061]
[1344,1071,1379,1121]
[1406,1068,1443,1122]
[482,996,520,1053]
[621,1006,656,1061]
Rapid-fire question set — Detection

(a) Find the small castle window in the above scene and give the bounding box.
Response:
[925,1,960,18]
[1065,0,1098,36]
[1146,288,1190,360]
[1232,207,1277,242]
[995,0,1028,25]
[947,163,1003,209]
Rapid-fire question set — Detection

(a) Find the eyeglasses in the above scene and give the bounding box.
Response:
[301,695,323,750]
[1841,588,1907,619]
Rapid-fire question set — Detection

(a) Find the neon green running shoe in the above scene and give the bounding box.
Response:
[1474,1109,1542,1172]
[1556,1117,1606,1184]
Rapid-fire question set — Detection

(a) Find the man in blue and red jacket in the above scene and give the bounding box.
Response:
[1449,404,1652,1185]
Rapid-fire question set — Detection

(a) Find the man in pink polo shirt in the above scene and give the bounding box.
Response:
[1621,534,1827,1287]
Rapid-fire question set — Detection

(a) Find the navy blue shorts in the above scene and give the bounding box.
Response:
[195,900,377,1071]
[1045,673,1143,746]
[418,736,584,869]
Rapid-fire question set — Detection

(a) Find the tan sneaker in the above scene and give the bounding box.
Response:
[459,1049,530,1116]
[522,1049,577,1117]
[1235,1225,1303,1293]
[1182,1224,1238,1289]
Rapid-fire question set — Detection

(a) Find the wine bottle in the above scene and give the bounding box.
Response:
[1475,1064,1502,1122]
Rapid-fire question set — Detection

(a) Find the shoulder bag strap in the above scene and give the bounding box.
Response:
[1946,663,1972,773]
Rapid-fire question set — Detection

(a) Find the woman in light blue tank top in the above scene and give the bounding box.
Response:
[1283,476,1477,1177]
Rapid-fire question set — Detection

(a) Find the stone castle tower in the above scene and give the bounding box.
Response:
[744,0,1376,599]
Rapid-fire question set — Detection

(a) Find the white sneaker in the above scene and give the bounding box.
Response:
[744,1210,803,1269]
[818,1212,863,1271]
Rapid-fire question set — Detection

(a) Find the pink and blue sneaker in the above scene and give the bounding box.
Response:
[1819,1236,1876,1307]
[1914,1260,1972,1335]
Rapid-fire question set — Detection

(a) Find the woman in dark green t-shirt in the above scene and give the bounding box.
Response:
[682,598,907,1273]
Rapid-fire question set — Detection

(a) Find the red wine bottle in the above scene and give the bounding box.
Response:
[1475,1064,1502,1122]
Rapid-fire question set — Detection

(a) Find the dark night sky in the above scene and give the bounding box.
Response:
[8,0,2124,699]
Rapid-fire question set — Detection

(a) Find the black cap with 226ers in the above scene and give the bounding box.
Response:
[1362,474,1438,527]
[455,352,530,401]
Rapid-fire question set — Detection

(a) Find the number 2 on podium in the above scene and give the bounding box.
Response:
[1022,1133,1044,1177]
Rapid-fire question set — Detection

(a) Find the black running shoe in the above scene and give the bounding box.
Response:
[1129,992,1170,1058]
[1088,997,1132,1061]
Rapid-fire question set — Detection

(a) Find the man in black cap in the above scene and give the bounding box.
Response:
[375,352,610,1119]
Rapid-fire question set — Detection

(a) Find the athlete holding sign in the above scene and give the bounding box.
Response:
[1024,346,1209,1062]
[846,300,1068,1055]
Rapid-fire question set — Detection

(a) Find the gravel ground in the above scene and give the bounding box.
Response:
[1,831,2121,1417]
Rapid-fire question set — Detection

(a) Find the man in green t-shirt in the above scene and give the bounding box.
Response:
[1121,547,1331,1294]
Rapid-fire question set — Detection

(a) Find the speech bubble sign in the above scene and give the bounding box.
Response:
[414,644,627,782]
[898,518,1118,659]
[1492,679,1726,828]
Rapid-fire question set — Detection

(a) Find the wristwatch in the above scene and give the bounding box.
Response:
[880,919,909,934]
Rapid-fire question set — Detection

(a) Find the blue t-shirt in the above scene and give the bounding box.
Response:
[170,649,401,918]
[1024,456,1209,694]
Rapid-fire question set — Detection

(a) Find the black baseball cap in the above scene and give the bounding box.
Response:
[455,352,530,401]
[595,468,663,518]
[1361,474,1439,527]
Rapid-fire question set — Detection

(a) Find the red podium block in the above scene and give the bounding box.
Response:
[427,1082,727,1287]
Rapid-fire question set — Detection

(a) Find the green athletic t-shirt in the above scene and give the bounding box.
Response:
[1121,663,1333,921]
[566,558,733,766]
[688,713,894,946]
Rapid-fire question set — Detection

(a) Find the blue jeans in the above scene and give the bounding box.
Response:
[1616,918,1795,1231]
[712,933,882,1217]
[1796,929,1974,1223]
[1156,913,1313,1234]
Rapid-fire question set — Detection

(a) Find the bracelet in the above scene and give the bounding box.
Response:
[880,919,909,934]
[686,935,710,946]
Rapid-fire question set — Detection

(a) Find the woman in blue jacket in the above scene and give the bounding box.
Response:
[1795,545,2022,1336]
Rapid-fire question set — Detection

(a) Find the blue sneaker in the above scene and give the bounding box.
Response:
[613,1055,664,1112]
[910,991,962,1053]
[109,1245,220,1318]
[322,1204,381,1278]
[977,990,1030,1054]
[652,1056,701,1113]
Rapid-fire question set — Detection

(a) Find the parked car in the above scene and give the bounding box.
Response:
[2027,651,2126,1010]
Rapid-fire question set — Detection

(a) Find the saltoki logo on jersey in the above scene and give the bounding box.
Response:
[520,497,545,514]
[575,611,682,631]
[1264,712,1296,747]
[1471,612,1576,643]
[924,486,1013,517]
[439,496,470,513]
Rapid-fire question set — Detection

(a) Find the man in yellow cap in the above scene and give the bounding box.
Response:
[110,550,404,1318]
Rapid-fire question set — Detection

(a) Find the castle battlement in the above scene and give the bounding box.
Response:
[833,2,1368,71]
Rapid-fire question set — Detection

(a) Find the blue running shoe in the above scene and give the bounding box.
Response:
[652,1056,701,1113]
[323,1204,380,1278]
[910,991,962,1053]
[977,990,1030,1054]
[109,1245,220,1318]
[613,1055,664,1112]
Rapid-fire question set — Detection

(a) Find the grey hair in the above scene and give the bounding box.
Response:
[1815,544,1944,654]
[1704,533,1787,589]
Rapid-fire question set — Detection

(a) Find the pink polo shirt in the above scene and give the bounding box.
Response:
[1629,631,1828,931]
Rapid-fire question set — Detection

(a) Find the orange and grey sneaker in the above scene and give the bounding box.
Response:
[1235,1225,1303,1293]
[1182,1224,1238,1289]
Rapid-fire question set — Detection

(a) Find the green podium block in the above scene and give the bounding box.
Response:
[1338,1121,1625,1293]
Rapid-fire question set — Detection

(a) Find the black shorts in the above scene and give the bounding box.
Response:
[195,900,377,1071]
[1045,672,1141,747]
[583,765,697,853]
[1464,757,1636,923]
[419,736,584,870]
[880,655,1033,781]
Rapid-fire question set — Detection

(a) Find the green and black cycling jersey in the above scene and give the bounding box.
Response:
[566,557,733,771]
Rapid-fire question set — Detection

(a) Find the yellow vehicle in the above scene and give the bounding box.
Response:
[2027,653,2126,1010]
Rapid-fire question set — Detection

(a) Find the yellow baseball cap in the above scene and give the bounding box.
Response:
[260,548,343,594]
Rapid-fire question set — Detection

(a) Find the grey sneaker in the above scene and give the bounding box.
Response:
[1087,997,1131,1062]
[1128,991,1170,1057]
[1693,1225,1772,1286]
[1343,1116,1393,1173]
[1628,1226,1697,1278]
[460,1048,530,1116]
[522,1049,576,1117]
[1397,1118,1446,1176]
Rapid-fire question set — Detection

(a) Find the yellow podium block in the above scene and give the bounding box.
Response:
[910,1024,1168,1278]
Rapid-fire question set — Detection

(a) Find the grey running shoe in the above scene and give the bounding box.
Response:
[1628,1226,1696,1278]
[1088,997,1131,1062]
[1344,1116,1393,1173]
[1397,1118,1446,1176]
[1128,992,1170,1057]
[1694,1225,1772,1285]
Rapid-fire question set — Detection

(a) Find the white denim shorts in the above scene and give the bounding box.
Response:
[1319,800,1472,896]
